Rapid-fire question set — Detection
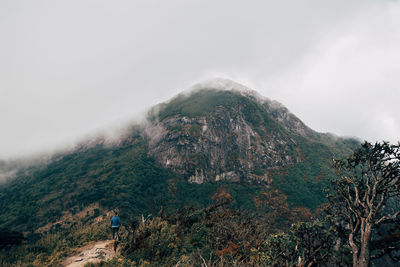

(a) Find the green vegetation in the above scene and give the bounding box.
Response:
[157,89,290,147]
[0,228,23,249]
[268,133,358,210]
[0,134,315,266]
[120,198,305,266]
[0,133,296,232]
[260,220,347,266]
[188,124,201,138]
[0,222,109,267]
[156,89,358,211]
[0,137,178,231]
[158,90,243,120]
[327,142,400,266]
[1,88,376,266]
[158,89,275,130]
[251,168,265,176]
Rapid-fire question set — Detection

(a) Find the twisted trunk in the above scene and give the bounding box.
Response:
[352,220,372,267]
[358,221,372,267]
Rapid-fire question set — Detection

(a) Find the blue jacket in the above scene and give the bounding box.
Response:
[111,216,121,228]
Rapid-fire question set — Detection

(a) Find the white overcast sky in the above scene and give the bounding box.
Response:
[1,0,399,159]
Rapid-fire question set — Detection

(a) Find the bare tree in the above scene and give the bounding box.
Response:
[329,141,400,267]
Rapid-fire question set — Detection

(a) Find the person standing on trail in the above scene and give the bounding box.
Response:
[110,211,121,240]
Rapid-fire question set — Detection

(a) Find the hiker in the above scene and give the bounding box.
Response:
[111,211,121,240]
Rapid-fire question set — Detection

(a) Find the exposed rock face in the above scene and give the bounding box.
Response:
[143,84,307,184]
[139,79,358,185]
[239,90,316,139]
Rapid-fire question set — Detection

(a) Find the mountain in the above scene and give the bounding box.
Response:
[0,79,359,234]
[145,80,355,185]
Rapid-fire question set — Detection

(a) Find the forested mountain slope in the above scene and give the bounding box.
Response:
[0,81,359,234]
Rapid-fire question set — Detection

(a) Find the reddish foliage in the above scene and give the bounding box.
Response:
[167,180,178,196]
[215,241,240,257]
[212,186,233,203]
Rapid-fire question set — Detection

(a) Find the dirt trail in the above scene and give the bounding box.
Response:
[62,240,117,267]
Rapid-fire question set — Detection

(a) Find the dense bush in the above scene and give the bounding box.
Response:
[0,222,109,267]
[0,228,24,249]
[120,198,309,266]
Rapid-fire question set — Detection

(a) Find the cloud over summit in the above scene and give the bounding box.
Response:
[0,0,399,159]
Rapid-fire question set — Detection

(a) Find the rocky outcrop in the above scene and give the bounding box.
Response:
[143,89,302,184]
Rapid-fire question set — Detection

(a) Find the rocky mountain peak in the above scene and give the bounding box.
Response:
[142,82,326,184]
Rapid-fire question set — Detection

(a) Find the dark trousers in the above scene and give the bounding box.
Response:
[112,227,120,240]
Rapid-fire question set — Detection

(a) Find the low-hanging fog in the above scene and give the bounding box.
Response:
[1,0,399,160]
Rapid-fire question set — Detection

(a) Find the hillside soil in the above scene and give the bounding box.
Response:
[62,240,116,267]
